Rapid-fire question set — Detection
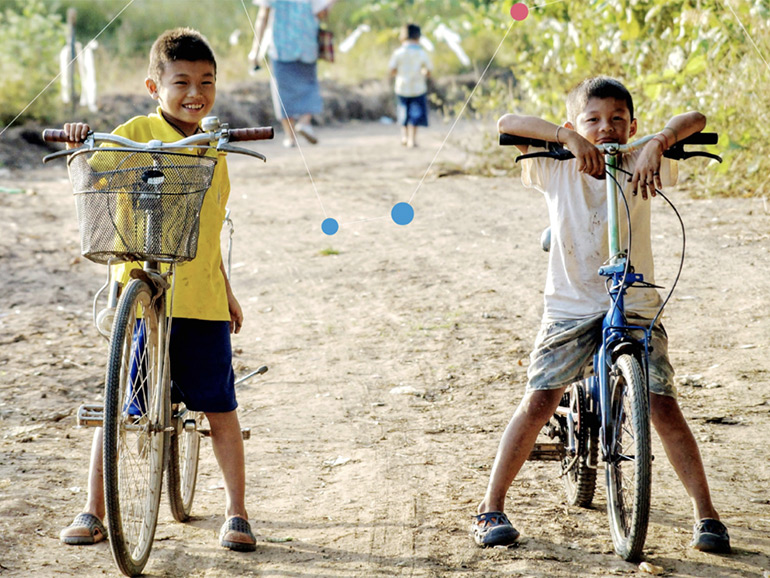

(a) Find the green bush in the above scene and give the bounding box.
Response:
[3,0,767,197]
[0,0,66,127]
[453,0,770,197]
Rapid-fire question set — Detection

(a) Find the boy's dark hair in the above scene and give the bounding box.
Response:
[148,28,216,82]
[566,76,634,124]
[404,23,421,40]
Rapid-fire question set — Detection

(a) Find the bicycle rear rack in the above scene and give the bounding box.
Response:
[76,403,251,439]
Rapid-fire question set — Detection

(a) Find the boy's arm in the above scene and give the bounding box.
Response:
[498,114,605,178]
[220,260,243,334]
[631,111,707,199]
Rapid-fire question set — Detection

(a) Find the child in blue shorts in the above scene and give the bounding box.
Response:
[472,77,730,554]
[389,23,432,148]
[59,28,256,552]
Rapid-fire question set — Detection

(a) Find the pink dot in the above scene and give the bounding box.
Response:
[510,3,529,21]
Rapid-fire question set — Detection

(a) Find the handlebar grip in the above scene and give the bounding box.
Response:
[42,129,71,143]
[228,127,274,142]
[499,134,548,148]
[676,132,718,146]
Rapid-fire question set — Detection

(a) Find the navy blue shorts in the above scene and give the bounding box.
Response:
[127,318,237,415]
[396,93,428,127]
[169,319,237,413]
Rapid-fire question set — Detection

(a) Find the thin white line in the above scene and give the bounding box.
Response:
[408,19,516,204]
[720,0,770,73]
[241,0,328,218]
[0,0,138,139]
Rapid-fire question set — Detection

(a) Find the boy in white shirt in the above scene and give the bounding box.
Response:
[472,76,730,555]
[388,23,432,148]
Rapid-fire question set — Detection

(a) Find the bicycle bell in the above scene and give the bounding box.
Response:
[202,116,221,132]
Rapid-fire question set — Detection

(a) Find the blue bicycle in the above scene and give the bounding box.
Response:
[501,131,721,560]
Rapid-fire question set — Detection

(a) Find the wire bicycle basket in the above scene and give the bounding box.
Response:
[67,147,217,264]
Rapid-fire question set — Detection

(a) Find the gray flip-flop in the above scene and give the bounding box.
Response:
[60,513,108,546]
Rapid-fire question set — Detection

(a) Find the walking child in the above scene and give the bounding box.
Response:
[472,76,730,554]
[389,23,432,148]
[58,28,257,552]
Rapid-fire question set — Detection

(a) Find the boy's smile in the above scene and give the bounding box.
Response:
[568,97,637,145]
[146,59,216,135]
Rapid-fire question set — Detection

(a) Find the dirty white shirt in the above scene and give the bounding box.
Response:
[521,148,677,322]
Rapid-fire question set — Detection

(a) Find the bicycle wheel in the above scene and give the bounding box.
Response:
[562,382,598,507]
[167,406,202,522]
[605,353,651,561]
[103,279,169,577]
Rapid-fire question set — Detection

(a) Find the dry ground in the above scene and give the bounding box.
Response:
[1,120,769,577]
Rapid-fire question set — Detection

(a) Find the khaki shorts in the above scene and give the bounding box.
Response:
[526,313,677,398]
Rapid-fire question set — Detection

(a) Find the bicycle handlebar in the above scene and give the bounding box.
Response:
[499,132,722,163]
[41,121,275,163]
[42,126,274,147]
[227,127,274,142]
[41,128,75,143]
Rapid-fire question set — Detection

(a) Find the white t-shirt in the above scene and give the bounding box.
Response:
[521,148,677,322]
[388,43,432,97]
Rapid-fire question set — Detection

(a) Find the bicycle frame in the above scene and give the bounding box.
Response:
[592,141,654,464]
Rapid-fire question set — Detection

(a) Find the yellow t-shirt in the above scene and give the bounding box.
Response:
[111,107,231,321]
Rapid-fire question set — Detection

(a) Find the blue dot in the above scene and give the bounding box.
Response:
[391,202,414,226]
[321,218,339,236]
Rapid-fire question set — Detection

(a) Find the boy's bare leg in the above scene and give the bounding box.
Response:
[60,428,106,544]
[84,428,106,519]
[650,393,719,521]
[206,410,248,520]
[401,125,408,145]
[406,125,417,148]
[478,387,565,514]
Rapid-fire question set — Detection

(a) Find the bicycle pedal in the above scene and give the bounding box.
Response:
[528,442,564,461]
[196,427,251,440]
[77,403,104,427]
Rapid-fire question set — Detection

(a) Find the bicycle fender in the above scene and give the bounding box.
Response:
[610,340,642,362]
[129,269,171,294]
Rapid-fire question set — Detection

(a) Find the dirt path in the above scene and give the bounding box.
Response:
[1,121,769,577]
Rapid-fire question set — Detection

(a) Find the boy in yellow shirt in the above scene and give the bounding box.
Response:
[59,28,256,552]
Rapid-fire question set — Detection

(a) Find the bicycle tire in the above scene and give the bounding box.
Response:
[562,382,598,507]
[167,406,202,522]
[605,353,651,561]
[103,279,169,577]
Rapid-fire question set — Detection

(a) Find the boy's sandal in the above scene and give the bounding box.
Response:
[60,513,108,546]
[691,518,731,554]
[219,516,257,552]
[471,511,520,547]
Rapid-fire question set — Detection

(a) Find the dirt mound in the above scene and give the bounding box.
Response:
[0,78,398,170]
[0,74,496,171]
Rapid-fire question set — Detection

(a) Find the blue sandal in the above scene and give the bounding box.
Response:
[219,516,257,552]
[471,511,520,547]
[691,518,731,553]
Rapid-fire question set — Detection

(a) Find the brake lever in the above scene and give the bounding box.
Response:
[663,148,723,163]
[216,143,267,162]
[515,144,575,163]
